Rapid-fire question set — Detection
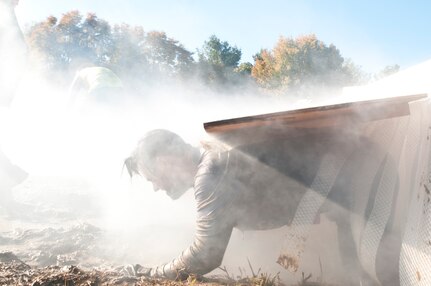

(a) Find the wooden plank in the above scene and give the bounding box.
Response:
[203,94,427,146]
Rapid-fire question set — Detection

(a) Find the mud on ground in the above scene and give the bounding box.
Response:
[0,260,336,286]
[0,176,339,286]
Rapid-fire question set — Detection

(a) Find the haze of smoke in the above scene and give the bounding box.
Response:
[4,5,429,285]
[0,45,366,283]
[3,60,353,283]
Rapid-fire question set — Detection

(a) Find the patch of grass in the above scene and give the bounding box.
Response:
[211,258,338,286]
[214,259,281,286]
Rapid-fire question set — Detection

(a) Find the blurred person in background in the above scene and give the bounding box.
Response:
[68,66,124,111]
[0,0,26,106]
[0,0,29,213]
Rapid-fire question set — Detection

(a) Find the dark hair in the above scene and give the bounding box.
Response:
[123,156,138,178]
[125,129,187,178]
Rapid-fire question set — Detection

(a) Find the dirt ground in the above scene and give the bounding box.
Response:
[0,259,209,286]
[0,175,343,286]
[0,260,338,286]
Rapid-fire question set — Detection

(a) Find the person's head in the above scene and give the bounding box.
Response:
[125,129,200,200]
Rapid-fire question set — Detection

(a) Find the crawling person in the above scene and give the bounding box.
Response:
[124,129,402,285]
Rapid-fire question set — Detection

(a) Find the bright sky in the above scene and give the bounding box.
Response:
[14,0,431,74]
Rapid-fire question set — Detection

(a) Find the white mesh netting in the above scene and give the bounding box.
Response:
[279,97,431,285]
[399,99,431,285]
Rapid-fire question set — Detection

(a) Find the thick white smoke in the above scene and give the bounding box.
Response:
[2,2,430,286]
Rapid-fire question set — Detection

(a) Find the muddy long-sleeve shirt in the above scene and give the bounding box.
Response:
[149,134,340,279]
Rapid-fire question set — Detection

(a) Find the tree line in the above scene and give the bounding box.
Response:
[25,11,399,97]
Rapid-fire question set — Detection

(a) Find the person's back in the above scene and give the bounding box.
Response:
[177,132,344,277]
[69,66,124,108]
[196,134,328,232]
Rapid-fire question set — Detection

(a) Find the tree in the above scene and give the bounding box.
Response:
[198,35,241,67]
[251,34,361,94]
[197,35,248,88]
[141,31,193,79]
[341,58,370,86]
[79,13,113,67]
[109,26,194,89]
[27,15,61,69]
[252,49,277,89]
[374,64,400,80]
[234,62,253,75]
[27,11,113,82]
[108,23,147,91]
[25,11,195,90]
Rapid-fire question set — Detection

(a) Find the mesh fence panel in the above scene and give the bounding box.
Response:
[278,98,431,285]
[399,99,431,285]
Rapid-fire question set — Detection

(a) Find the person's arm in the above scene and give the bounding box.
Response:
[150,151,234,280]
[67,71,86,107]
[0,0,27,106]
[149,225,233,279]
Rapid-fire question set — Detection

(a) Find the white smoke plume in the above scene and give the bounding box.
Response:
[1,2,430,286]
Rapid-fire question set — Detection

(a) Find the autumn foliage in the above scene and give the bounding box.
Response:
[25,11,377,96]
